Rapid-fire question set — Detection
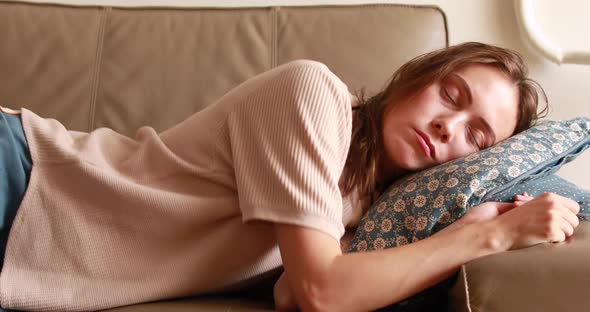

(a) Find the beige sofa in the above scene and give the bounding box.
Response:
[0,1,588,311]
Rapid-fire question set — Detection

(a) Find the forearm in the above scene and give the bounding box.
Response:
[274,272,298,311]
[274,229,357,311]
[321,221,504,311]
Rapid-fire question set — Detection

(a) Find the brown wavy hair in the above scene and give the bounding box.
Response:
[340,42,549,205]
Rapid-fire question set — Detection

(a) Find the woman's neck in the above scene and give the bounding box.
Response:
[377,159,410,190]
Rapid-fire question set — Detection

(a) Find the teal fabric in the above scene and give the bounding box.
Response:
[487,173,590,215]
[0,111,32,269]
[348,117,590,311]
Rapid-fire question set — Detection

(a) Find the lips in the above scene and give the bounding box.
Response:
[415,129,436,159]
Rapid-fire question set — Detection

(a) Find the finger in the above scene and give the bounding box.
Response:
[546,193,580,214]
[558,217,575,238]
[550,230,567,243]
[545,219,567,243]
[516,192,532,198]
[558,197,580,215]
[566,199,581,215]
[515,195,533,202]
[558,209,580,231]
[514,196,534,206]
[495,202,518,214]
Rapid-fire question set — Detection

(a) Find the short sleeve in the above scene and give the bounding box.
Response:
[227,60,352,241]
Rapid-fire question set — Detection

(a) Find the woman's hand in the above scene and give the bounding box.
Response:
[489,192,580,250]
[446,193,525,232]
[459,192,533,225]
[460,201,516,225]
[514,191,534,206]
[450,191,579,251]
[445,192,533,231]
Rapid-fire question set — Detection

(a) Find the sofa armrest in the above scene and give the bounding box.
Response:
[450,221,590,312]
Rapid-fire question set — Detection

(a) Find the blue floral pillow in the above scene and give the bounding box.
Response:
[347,117,590,311]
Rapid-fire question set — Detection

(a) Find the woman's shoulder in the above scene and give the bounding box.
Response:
[278,59,329,71]
[221,59,350,111]
[271,59,349,92]
[269,60,352,123]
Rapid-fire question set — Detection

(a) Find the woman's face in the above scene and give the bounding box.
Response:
[381,64,519,176]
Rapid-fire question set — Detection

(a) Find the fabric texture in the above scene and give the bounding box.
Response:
[0,109,32,270]
[449,221,590,312]
[348,117,590,311]
[487,173,590,215]
[0,60,360,311]
[0,2,447,138]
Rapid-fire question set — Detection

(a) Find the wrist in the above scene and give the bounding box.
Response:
[441,214,513,257]
[427,219,511,268]
[438,214,476,235]
[476,220,513,256]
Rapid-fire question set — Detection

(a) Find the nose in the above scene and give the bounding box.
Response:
[432,114,466,143]
[433,121,450,143]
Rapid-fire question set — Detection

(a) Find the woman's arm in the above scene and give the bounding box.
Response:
[274,229,358,311]
[274,192,580,312]
[271,201,517,311]
[274,216,498,311]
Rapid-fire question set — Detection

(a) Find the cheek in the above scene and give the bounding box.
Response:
[411,86,441,109]
[445,144,475,162]
[387,87,438,117]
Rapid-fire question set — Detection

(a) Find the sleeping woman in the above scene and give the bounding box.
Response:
[0,42,580,311]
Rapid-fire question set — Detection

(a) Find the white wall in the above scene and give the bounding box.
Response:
[535,0,590,52]
[9,0,590,188]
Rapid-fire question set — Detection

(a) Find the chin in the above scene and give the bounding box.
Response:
[383,139,428,174]
[390,155,422,173]
[403,163,425,173]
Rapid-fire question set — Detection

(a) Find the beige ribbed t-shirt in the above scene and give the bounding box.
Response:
[0,60,363,311]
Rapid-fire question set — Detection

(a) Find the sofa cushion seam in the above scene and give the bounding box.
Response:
[88,7,109,131]
[462,265,473,312]
[271,7,277,68]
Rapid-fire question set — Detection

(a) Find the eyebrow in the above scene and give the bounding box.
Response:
[450,73,497,147]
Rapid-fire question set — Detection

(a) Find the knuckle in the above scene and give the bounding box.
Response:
[539,193,559,208]
[574,203,581,214]
[542,210,556,222]
[541,192,556,200]
[542,225,555,239]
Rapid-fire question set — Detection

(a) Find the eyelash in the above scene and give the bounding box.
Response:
[443,87,458,107]
[444,86,482,150]
[468,128,482,150]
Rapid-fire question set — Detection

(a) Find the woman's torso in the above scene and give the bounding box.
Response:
[0,60,363,311]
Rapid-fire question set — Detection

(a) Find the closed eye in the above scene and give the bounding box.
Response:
[468,127,483,150]
[443,87,459,107]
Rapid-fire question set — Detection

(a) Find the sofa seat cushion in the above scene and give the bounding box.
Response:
[104,297,274,312]
[450,221,590,312]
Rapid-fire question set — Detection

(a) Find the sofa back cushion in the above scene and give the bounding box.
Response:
[0,2,447,136]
